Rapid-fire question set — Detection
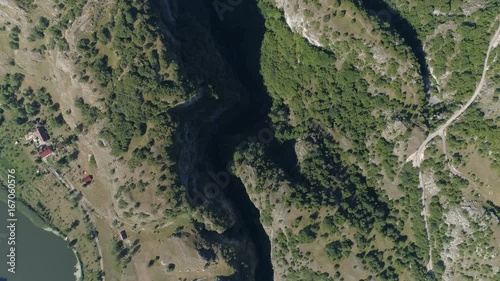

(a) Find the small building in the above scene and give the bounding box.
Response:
[25,132,36,142]
[119,230,128,240]
[82,175,93,186]
[39,148,53,159]
[35,126,50,145]
[26,127,50,146]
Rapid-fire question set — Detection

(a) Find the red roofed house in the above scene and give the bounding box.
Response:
[39,148,53,159]
[83,175,93,187]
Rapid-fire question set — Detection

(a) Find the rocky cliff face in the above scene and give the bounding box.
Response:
[275,0,323,46]
[234,162,293,281]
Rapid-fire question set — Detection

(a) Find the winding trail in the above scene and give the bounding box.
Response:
[407,23,500,168]
[406,21,500,273]
[419,171,433,271]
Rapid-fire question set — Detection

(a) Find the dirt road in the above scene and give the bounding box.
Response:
[405,21,500,273]
[407,23,500,167]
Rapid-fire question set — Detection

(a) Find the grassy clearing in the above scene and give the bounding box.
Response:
[460,149,500,205]
[0,186,48,229]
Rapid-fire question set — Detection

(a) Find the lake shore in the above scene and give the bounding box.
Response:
[0,186,80,280]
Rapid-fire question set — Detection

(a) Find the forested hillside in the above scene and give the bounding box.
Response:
[0,0,260,280]
[231,0,500,280]
[0,0,498,280]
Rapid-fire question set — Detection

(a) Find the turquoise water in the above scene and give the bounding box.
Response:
[0,200,77,281]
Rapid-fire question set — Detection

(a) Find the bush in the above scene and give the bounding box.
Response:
[297,224,319,243]
[325,240,353,261]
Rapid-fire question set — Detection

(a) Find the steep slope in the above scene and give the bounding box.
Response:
[231,0,500,280]
[0,0,265,280]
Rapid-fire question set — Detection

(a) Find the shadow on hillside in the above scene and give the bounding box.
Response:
[154,0,274,280]
[356,0,431,94]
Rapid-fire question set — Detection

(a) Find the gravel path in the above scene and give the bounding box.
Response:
[407,23,500,168]
[405,21,500,273]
